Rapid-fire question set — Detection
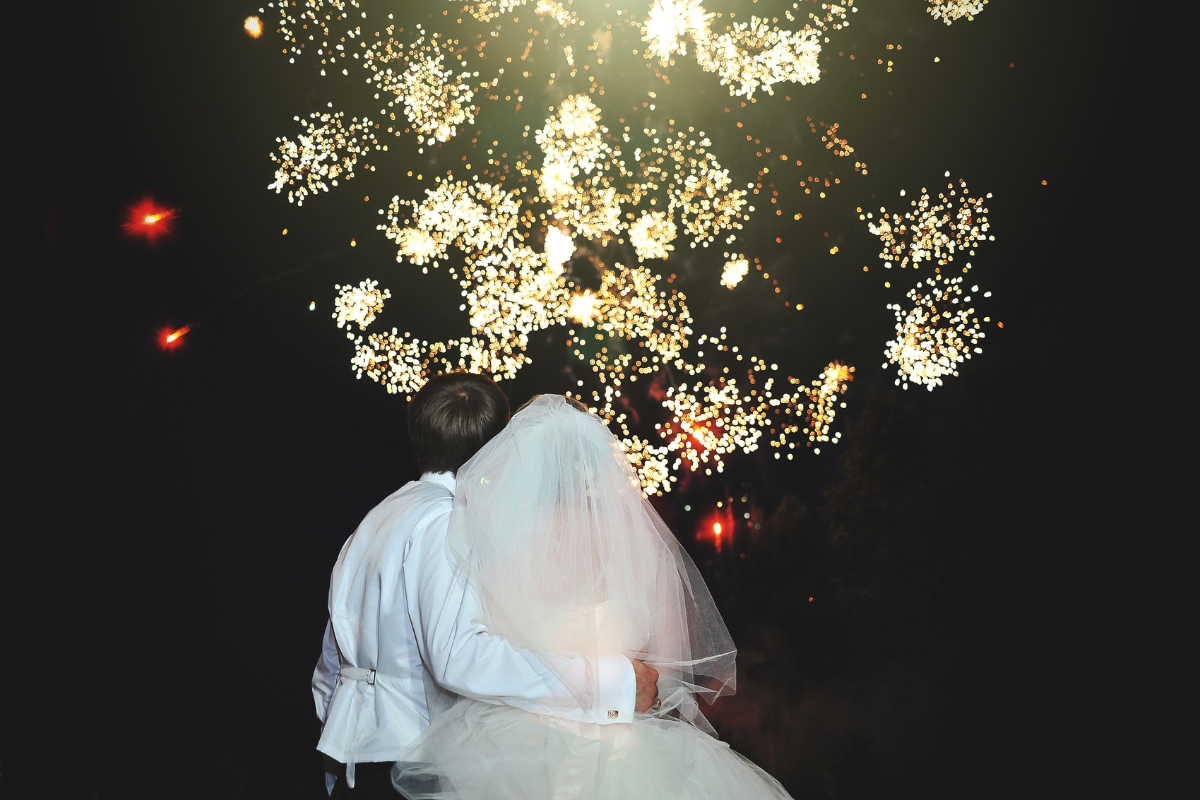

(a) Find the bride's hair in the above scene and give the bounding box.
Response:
[409,373,510,475]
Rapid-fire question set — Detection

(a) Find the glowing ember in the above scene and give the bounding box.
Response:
[244,16,263,38]
[124,200,176,241]
[161,325,190,348]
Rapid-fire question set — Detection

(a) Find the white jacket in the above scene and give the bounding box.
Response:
[312,472,635,785]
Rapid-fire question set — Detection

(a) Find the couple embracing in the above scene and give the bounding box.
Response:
[313,373,792,799]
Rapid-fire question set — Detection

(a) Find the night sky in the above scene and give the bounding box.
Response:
[7,1,1135,798]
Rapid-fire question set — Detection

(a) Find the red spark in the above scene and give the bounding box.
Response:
[124,199,177,242]
[160,325,190,349]
[699,507,735,553]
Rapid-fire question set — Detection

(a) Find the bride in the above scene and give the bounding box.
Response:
[393,394,792,800]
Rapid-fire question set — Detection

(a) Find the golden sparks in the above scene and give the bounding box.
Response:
[869,178,996,390]
[927,0,989,25]
[629,211,678,261]
[277,0,362,74]
[333,280,391,333]
[885,277,987,390]
[267,108,377,205]
[866,180,992,270]
[720,254,748,289]
[568,290,600,327]
[639,0,855,99]
[365,25,478,144]
[802,362,854,451]
[249,0,977,493]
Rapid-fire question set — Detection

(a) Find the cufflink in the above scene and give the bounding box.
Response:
[607,709,619,719]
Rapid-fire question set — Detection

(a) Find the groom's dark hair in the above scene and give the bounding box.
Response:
[409,372,510,475]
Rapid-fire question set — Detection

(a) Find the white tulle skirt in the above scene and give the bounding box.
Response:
[392,700,793,800]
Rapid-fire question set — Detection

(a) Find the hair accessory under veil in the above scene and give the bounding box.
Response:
[447,394,736,731]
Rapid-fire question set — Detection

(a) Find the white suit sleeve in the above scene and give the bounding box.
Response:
[312,619,341,723]
[406,505,636,723]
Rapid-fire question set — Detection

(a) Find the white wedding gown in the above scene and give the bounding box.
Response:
[393,395,793,800]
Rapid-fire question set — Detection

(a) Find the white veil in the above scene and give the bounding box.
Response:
[448,394,736,731]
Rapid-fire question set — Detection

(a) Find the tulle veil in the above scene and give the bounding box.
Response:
[446,393,736,731]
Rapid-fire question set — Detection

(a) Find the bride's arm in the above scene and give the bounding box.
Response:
[405,504,637,723]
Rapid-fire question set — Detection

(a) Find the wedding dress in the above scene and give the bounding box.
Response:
[393,395,793,800]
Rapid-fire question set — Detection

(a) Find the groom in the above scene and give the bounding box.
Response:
[313,373,660,798]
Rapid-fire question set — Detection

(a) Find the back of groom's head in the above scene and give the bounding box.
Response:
[408,372,509,475]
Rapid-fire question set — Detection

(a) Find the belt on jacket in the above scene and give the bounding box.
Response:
[338,665,378,685]
[335,665,393,788]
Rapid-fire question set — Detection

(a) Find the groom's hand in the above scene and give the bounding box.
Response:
[631,658,659,714]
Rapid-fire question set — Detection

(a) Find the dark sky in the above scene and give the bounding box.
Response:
[8,1,1135,798]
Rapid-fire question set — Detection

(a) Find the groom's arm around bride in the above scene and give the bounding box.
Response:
[311,374,658,797]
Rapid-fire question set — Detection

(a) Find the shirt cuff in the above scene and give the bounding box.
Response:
[592,654,636,724]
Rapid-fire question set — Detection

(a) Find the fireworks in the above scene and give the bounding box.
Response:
[277,0,362,73]
[251,0,1004,493]
[885,276,987,390]
[801,362,854,451]
[466,0,528,23]
[629,211,677,261]
[867,180,993,270]
[720,255,748,289]
[653,129,748,246]
[381,177,521,264]
[693,17,822,99]
[543,227,576,273]
[365,26,477,143]
[621,434,671,496]
[535,0,581,28]
[641,0,714,64]
[869,178,995,389]
[333,280,391,333]
[568,291,599,327]
[927,0,988,24]
[640,0,845,98]
[267,109,377,205]
[244,16,263,38]
[652,331,856,474]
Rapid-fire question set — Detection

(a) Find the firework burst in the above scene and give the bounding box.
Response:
[256,1,992,492]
